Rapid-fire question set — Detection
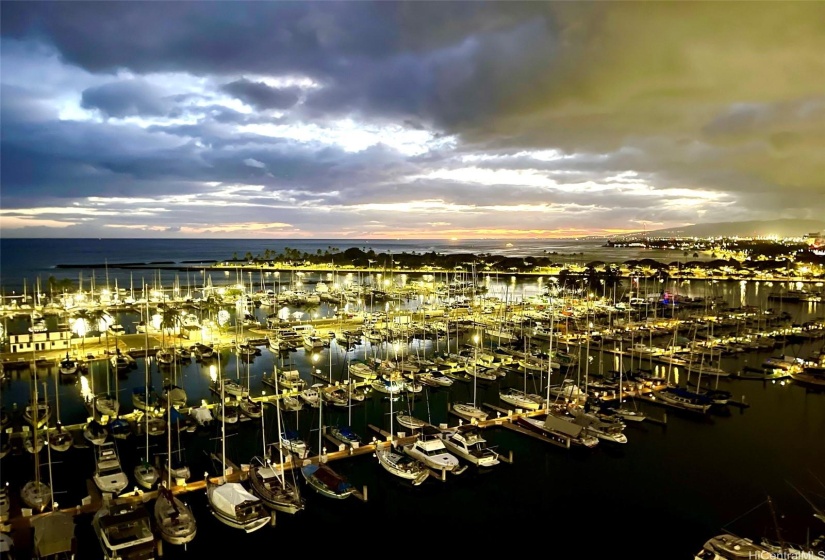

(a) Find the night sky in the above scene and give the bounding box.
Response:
[2,2,823,238]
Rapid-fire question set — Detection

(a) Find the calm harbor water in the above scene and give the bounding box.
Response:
[1,239,824,559]
[0,237,720,297]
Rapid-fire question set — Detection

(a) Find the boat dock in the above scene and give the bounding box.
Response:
[0,386,747,544]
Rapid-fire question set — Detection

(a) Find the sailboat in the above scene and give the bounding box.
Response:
[205,351,271,533]
[607,338,647,423]
[247,374,305,515]
[327,344,364,447]
[500,337,545,411]
[238,349,262,419]
[46,376,73,452]
[163,409,192,483]
[153,371,197,548]
[373,372,430,486]
[24,378,51,429]
[451,333,488,422]
[30,427,76,560]
[135,302,160,491]
[300,462,355,500]
[21,371,51,513]
[300,376,355,500]
[154,482,197,547]
[58,352,78,377]
[161,337,188,410]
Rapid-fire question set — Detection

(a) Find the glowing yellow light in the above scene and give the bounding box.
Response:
[79,375,92,402]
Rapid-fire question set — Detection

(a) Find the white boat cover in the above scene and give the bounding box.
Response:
[212,482,258,513]
[33,511,75,557]
[190,406,213,425]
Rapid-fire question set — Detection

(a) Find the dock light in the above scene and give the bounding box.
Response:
[209,365,217,384]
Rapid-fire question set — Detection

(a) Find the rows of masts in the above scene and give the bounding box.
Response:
[9,265,824,369]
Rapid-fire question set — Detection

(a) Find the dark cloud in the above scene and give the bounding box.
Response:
[2,1,825,237]
[0,2,399,75]
[220,78,301,110]
[81,79,170,118]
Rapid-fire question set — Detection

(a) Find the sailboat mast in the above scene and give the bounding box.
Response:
[166,374,172,487]
[389,372,394,442]
[346,351,352,426]
[44,384,55,508]
[144,297,151,466]
[41,380,54,506]
[219,351,226,479]
[260,392,267,460]
[318,380,323,456]
[472,332,479,407]
[53,359,61,424]
[545,312,554,407]
[273,373,287,480]
[31,349,41,487]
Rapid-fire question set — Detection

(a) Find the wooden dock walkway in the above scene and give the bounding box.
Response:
[0,397,658,537]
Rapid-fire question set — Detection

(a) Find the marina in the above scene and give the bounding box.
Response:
[3,1,825,556]
[0,239,824,560]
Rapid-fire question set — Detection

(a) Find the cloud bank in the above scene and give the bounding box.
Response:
[2,2,823,238]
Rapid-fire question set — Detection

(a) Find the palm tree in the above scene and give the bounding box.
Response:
[72,309,92,358]
[87,308,109,344]
[305,302,320,323]
[160,306,182,345]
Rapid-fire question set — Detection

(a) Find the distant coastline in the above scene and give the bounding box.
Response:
[1,237,822,298]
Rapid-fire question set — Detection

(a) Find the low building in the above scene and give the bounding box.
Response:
[8,330,73,354]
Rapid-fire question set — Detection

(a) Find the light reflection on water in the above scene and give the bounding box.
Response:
[1,273,823,560]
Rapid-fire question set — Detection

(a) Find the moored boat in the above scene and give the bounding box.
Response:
[92,441,129,496]
[300,463,355,500]
[655,387,713,413]
[329,425,363,447]
[515,411,600,449]
[440,424,501,468]
[451,402,488,422]
[789,365,825,388]
[154,482,197,546]
[92,501,156,560]
[402,425,465,475]
[58,353,78,376]
[247,456,305,515]
[499,387,543,410]
[374,442,430,486]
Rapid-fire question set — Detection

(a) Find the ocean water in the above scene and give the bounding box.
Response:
[0,239,823,560]
[0,237,715,297]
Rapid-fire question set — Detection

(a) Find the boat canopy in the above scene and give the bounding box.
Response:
[543,414,584,437]
[33,512,75,557]
[212,482,258,511]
